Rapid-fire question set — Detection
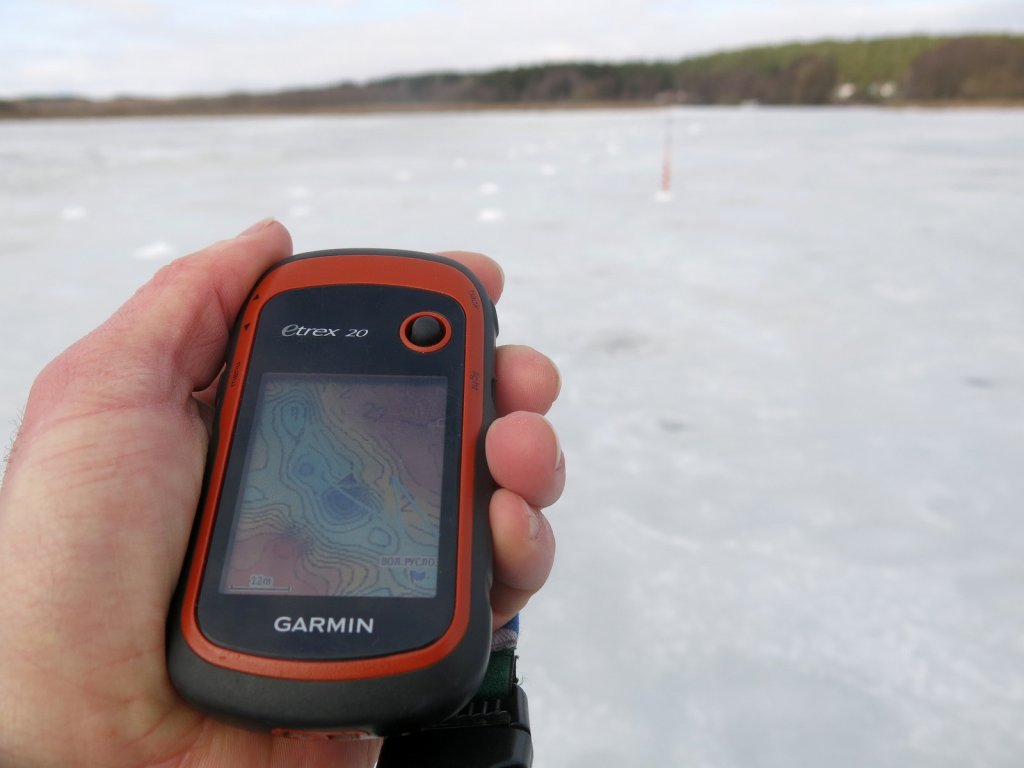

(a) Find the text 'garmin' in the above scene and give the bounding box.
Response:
[273,616,375,634]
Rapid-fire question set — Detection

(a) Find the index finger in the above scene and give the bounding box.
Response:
[435,250,504,303]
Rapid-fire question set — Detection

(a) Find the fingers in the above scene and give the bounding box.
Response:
[494,345,561,416]
[489,489,555,626]
[435,250,559,417]
[486,412,564,626]
[469,221,563,619]
[486,412,565,509]
[435,250,504,303]
[436,251,559,415]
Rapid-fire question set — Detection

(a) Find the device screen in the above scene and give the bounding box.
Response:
[219,372,448,599]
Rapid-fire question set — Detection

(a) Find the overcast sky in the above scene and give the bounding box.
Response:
[3,0,1023,99]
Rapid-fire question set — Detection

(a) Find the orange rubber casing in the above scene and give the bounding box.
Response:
[167,249,497,735]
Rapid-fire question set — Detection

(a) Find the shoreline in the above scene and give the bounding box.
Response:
[3,98,1023,121]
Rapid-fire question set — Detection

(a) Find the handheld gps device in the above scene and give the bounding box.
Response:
[168,248,497,738]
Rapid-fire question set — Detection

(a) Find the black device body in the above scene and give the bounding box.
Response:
[167,249,497,738]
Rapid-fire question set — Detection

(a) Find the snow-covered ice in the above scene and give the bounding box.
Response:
[1,107,1022,767]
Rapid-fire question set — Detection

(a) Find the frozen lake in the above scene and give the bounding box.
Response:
[2,107,1023,767]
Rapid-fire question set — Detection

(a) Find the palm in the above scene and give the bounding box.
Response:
[137,404,382,768]
[0,375,380,768]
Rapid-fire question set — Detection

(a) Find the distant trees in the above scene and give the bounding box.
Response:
[474,63,675,102]
[448,35,1024,106]
[5,35,1024,118]
[787,56,839,104]
[678,54,837,104]
[903,36,1024,100]
[666,35,1024,104]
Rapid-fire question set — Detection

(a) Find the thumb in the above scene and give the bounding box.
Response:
[25,219,292,429]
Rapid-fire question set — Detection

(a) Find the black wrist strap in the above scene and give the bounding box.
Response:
[377,648,533,768]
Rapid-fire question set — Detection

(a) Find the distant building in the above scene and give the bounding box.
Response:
[868,81,899,100]
[835,83,857,101]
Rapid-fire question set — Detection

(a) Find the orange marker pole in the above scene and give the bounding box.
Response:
[660,110,673,196]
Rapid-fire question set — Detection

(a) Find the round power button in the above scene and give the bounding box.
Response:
[401,312,451,352]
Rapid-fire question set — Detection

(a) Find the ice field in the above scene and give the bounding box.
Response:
[2,107,1023,766]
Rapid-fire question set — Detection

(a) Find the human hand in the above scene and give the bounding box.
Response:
[0,220,563,768]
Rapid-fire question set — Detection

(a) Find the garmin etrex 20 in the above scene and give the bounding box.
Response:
[167,249,497,738]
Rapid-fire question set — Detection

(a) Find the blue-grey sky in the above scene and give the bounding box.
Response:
[3,0,1022,98]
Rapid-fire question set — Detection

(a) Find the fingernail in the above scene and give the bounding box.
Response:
[237,218,276,238]
[553,429,564,472]
[524,500,542,540]
[495,259,506,291]
[551,358,563,400]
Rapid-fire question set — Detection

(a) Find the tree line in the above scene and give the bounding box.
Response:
[3,34,1023,119]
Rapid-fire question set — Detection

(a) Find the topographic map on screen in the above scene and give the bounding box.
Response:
[221,373,447,598]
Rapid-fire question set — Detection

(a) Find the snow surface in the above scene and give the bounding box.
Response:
[2,108,1023,767]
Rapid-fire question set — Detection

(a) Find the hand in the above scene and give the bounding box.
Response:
[0,220,563,768]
